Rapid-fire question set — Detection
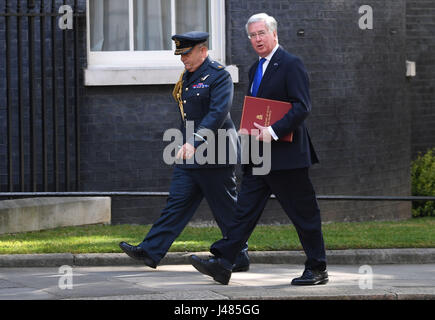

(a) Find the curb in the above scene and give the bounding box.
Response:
[1,248,434,268]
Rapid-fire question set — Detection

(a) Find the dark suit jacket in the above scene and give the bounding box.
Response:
[247,46,319,170]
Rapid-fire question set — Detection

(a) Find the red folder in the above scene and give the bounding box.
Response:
[240,96,293,142]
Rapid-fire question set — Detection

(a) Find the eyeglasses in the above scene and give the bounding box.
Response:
[248,30,269,39]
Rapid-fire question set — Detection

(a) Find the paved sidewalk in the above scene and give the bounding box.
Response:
[0,249,434,301]
[0,263,434,300]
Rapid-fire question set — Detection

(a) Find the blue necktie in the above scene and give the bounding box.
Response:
[251,58,266,97]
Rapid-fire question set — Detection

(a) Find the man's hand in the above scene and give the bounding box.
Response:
[253,122,273,143]
[176,143,196,160]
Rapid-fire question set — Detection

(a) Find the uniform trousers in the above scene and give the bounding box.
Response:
[139,166,246,264]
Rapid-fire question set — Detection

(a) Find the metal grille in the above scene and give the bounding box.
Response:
[0,0,85,192]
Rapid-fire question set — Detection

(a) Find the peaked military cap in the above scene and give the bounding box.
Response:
[171,31,209,55]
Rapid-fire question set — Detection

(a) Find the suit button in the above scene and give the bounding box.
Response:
[185,88,189,91]
[183,100,186,104]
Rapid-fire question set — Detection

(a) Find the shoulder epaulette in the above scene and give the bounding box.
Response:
[210,60,226,70]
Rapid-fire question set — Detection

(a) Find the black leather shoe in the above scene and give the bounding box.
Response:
[119,241,157,268]
[291,268,329,285]
[190,255,232,285]
[232,251,250,272]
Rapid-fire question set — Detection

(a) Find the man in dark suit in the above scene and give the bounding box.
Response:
[190,13,328,285]
[119,31,249,272]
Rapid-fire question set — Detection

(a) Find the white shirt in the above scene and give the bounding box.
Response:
[260,43,280,77]
[252,43,280,141]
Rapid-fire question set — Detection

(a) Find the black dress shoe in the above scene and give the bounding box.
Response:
[291,268,329,286]
[232,251,250,272]
[119,241,157,268]
[190,255,232,285]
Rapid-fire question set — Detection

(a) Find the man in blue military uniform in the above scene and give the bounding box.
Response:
[119,31,249,272]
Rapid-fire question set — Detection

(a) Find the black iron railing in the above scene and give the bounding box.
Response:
[0,0,84,193]
[0,192,434,203]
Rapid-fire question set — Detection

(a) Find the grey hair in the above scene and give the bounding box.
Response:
[245,13,278,36]
[197,42,208,49]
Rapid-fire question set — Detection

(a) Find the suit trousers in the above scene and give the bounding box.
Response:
[211,167,327,271]
[139,166,246,264]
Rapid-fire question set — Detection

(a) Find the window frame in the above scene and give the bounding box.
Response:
[84,0,238,86]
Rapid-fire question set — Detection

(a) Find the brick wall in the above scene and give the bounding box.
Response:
[406,0,435,158]
[3,0,433,224]
[80,85,177,223]
[225,0,411,223]
[90,0,411,224]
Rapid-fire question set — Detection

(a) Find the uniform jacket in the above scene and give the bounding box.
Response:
[177,56,239,168]
[247,46,319,170]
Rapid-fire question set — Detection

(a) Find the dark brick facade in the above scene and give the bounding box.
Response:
[406,0,435,158]
[225,0,412,223]
[1,0,434,224]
